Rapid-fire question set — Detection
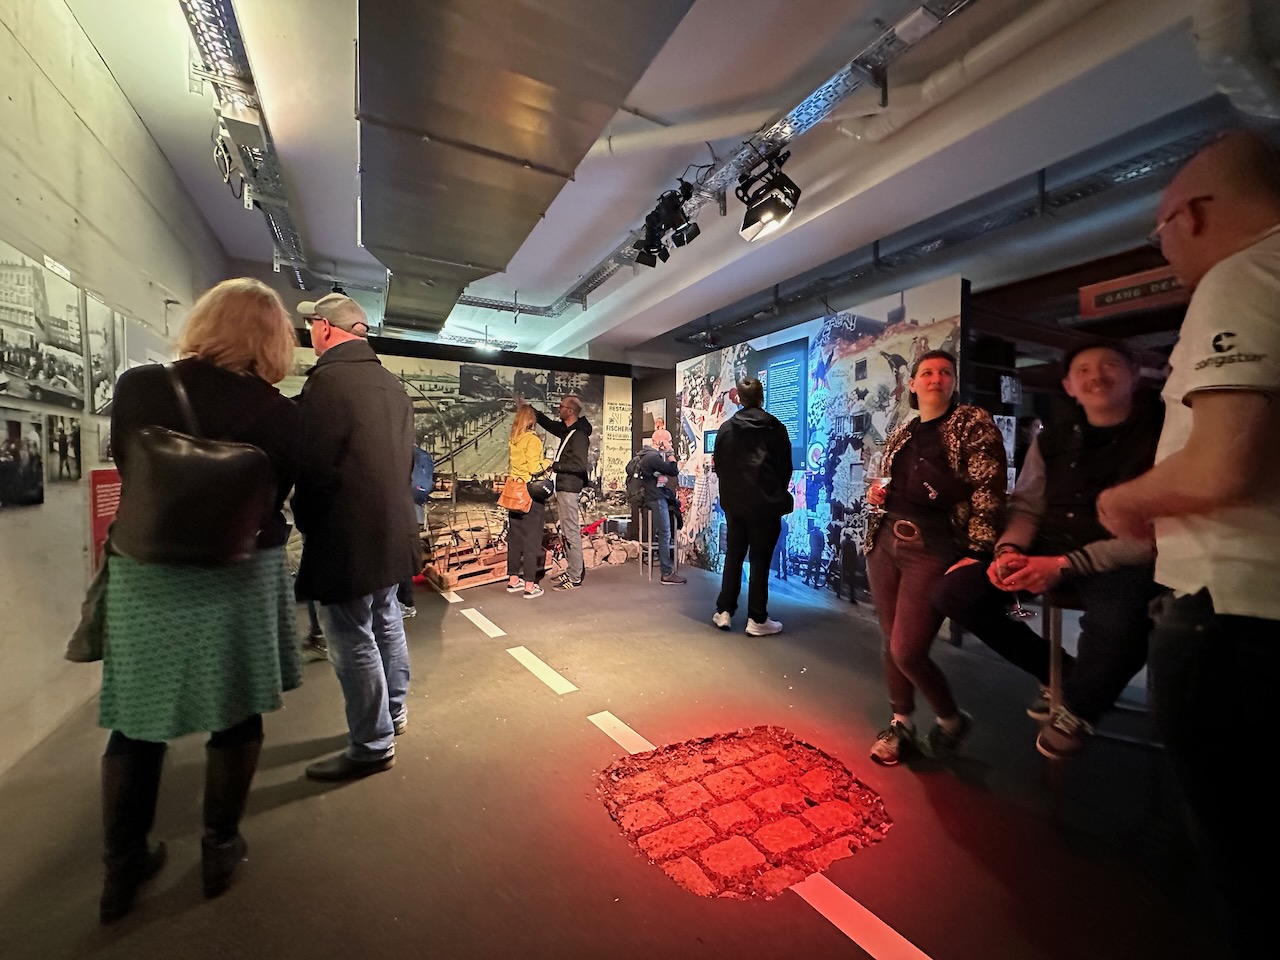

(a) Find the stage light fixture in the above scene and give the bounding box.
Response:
[670,220,701,247]
[735,150,802,242]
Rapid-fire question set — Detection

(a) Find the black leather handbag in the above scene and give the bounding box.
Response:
[526,472,555,503]
[111,364,275,566]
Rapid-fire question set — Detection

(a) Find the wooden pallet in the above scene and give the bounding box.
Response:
[423,559,509,592]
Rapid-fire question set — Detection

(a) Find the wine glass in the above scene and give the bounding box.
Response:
[864,450,890,515]
[1008,593,1036,620]
[996,555,1036,620]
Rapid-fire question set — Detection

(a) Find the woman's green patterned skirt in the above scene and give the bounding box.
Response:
[99,546,302,742]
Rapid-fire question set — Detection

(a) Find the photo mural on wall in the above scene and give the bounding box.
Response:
[675,275,965,580]
[0,406,44,508]
[284,347,632,541]
[0,240,86,412]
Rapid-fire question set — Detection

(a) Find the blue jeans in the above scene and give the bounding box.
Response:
[319,585,410,761]
[305,599,323,638]
[1149,589,1272,958]
[933,561,1158,723]
[649,499,672,575]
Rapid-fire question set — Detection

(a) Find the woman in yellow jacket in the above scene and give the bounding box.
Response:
[506,405,550,598]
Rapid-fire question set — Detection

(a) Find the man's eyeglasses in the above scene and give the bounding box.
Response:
[1147,195,1213,249]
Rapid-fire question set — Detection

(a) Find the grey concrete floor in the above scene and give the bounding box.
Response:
[0,563,1226,959]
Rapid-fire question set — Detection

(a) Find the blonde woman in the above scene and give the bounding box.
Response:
[506,404,549,598]
[98,278,301,921]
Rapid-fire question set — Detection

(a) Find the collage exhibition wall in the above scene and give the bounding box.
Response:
[1,236,172,511]
[674,275,966,573]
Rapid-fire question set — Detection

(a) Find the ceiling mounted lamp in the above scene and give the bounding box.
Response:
[736,150,802,242]
[632,210,668,268]
[670,220,701,247]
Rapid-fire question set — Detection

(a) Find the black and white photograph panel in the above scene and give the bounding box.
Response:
[0,407,44,508]
[0,240,87,412]
[45,415,82,483]
[85,293,123,415]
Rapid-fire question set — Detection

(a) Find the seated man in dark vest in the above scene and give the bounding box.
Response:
[933,342,1162,759]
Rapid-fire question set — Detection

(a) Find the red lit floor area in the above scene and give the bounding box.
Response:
[0,564,1228,959]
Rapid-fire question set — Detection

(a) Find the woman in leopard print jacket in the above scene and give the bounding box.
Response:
[862,350,1006,768]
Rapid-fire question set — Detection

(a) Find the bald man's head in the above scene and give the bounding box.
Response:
[1156,131,1280,288]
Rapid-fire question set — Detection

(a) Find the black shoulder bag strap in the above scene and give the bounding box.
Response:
[163,363,203,438]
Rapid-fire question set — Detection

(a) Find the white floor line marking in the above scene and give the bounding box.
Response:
[440,590,463,604]
[791,875,934,960]
[460,608,506,638]
[506,646,578,695]
[586,711,655,754]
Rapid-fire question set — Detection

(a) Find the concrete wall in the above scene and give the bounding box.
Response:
[0,0,228,775]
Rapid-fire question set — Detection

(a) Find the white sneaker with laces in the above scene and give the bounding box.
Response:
[712,611,732,630]
[506,579,525,593]
[745,617,783,636]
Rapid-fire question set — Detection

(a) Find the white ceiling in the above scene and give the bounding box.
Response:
[67,0,1227,361]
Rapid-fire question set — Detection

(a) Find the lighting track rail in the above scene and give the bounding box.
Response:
[456,0,978,319]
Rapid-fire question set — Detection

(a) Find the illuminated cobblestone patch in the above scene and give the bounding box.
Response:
[599,725,891,899]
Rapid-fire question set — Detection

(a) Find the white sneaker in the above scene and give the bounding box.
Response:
[745,617,783,636]
[712,611,732,630]
[506,579,525,593]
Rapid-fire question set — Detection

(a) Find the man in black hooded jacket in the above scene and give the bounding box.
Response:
[528,393,592,589]
[711,378,794,636]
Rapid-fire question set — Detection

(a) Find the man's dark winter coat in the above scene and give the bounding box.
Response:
[712,406,794,517]
[536,411,593,493]
[293,340,421,604]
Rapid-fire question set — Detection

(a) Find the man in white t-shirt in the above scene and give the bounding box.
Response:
[1098,131,1280,959]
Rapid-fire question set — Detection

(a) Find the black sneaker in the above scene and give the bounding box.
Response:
[925,711,973,758]
[1036,706,1092,759]
[660,573,687,585]
[301,640,329,663]
[869,720,918,766]
[1026,687,1051,721]
[554,577,582,591]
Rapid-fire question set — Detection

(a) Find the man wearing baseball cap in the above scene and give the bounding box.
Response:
[291,293,421,782]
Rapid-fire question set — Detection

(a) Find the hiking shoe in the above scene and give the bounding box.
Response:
[1036,706,1093,759]
[660,573,687,585]
[524,585,544,599]
[1026,687,1051,721]
[554,578,581,591]
[301,641,329,663]
[925,710,973,758]
[712,610,732,630]
[506,579,525,593]
[869,721,917,766]
[745,617,783,636]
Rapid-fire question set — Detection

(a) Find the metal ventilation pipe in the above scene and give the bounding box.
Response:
[586,108,780,159]
[1193,0,1280,119]
[836,0,1110,143]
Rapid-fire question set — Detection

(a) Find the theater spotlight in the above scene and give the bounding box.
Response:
[736,150,802,242]
[670,220,701,247]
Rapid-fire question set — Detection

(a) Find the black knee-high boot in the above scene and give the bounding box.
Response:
[100,747,168,924]
[201,737,262,898]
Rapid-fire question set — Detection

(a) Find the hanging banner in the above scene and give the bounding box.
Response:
[1078,266,1187,319]
[89,467,121,574]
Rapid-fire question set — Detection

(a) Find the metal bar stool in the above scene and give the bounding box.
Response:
[637,503,678,581]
